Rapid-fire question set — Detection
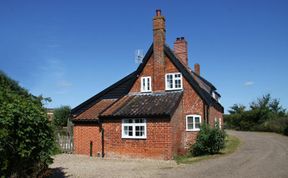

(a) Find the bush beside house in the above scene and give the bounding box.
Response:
[191,123,226,156]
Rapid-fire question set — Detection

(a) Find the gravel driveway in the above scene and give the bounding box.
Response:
[49,130,288,178]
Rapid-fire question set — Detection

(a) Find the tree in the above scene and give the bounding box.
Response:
[0,71,55,177]
[224,93,288,134]
[53,106,71,127]
[228,104,246,115]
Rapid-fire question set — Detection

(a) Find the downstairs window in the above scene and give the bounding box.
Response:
[122,118,147,139]
[186,115,201,131]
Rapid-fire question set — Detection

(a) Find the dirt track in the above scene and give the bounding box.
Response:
[49,130,288,178]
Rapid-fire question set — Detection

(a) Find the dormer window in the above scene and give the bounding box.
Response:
[165,73,183,90]
[141,76,152,92]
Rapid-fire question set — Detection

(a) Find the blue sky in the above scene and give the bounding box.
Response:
[0,0,287,113]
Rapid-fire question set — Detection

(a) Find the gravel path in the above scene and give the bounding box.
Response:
[49,130,288,178]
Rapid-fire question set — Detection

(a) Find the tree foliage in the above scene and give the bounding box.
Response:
[224,94,288,135]
[0,71,55,177]
[52,106,71,127]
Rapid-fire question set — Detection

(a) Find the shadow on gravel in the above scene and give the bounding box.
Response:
[43,167,70,178]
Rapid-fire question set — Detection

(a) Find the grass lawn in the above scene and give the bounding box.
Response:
[175,134,240,164]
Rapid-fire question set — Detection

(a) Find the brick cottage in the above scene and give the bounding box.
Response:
[71,10,223,160]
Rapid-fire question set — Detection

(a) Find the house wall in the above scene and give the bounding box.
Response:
[170,98,184,156]
[73,124,102,156]
[181,78,204,151]
[102,118,173,160]
[209,106,224,128]
[130,55,182,92]
[129,54,205,156]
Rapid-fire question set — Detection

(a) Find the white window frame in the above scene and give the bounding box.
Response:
[214,117,222,129]
[219,118,222,129]
[121,118,147,139]
[165,73,183,90]
[141,76,152,92]
[186,115,201,131]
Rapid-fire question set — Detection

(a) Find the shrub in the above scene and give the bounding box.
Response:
[191,123,226,156]
[0,71,55,177]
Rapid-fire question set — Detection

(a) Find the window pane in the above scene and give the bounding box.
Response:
[187,117,194,129]
[175,74,181,78]
[147,78,150,90]
[175,79,181,88]
[123,119,129,123]
[135,118,144,123]
[195,117,200,129]
[135,126,144,136]
[128,126,133,136]
[123,126,128,135]
[167,75,173,89]
[187,123,193,130]
[187,117,193,124]
[142,78,146,90]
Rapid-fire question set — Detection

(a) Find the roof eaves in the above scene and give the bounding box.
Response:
[72,119,99,124]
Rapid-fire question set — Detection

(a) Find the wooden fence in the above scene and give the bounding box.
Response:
[55,126,73,153]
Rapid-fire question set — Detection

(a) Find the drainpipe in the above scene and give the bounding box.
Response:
[90,141,93,158]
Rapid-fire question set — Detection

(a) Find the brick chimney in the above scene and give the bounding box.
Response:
[194,63,200,75]
[174,37,188,66]
[153,9,166,91]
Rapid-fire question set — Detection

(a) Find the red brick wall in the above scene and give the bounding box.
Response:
[130,55,181,92]
[209,106,224,128]
[129,54,205,156]
[73,124,102,156]
[170,98,184,155]
[102,118,173,160]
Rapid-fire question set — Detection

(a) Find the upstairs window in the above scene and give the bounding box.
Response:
[165,73,183,90]
[122,118,147,139]
[186,115,201,131]
[141,76,152,92]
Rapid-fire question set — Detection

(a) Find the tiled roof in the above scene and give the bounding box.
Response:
[100,91,183,118]
[71,43,224,118]
[73,99,116,121]
[71,72,137,117]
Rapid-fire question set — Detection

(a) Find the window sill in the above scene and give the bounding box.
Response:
[140,91,152,93]
[122,137,147,140]
[186,129,200,132]
[165,88,183,91]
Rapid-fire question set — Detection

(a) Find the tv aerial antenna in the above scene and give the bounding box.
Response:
[135,49,144,64]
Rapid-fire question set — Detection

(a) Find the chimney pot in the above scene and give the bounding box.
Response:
[156,9,161,16]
